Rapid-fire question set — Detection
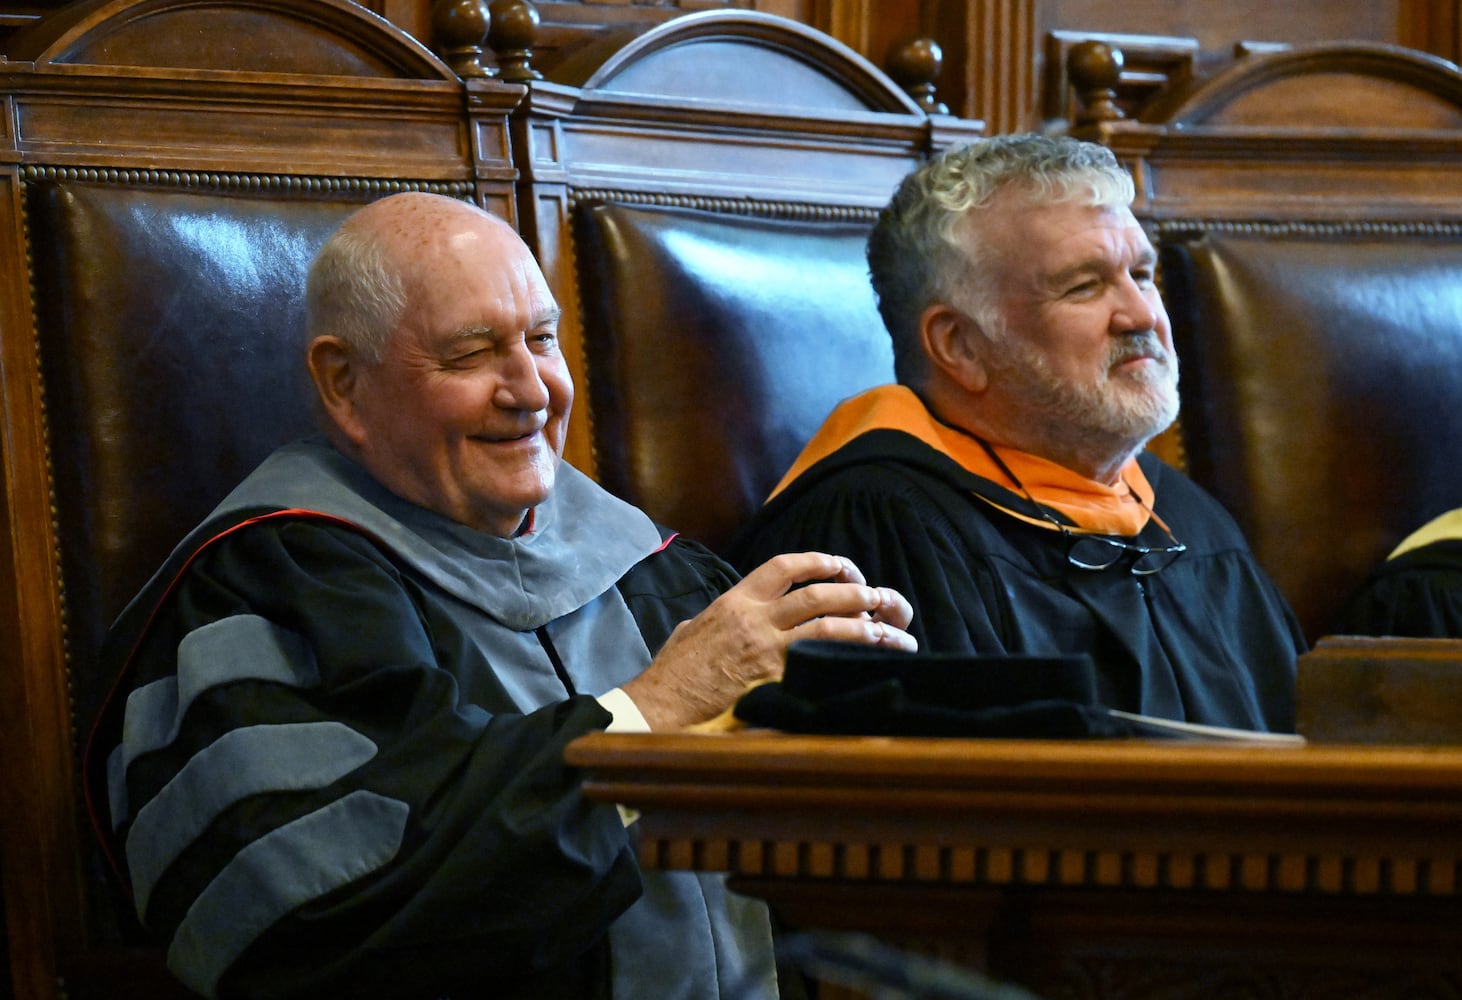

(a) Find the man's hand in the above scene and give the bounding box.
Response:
[621,552,915,731]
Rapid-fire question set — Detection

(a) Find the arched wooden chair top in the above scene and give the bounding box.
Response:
[5,0,456,79]
[1138,41,1462,129]
[545,9,925,116]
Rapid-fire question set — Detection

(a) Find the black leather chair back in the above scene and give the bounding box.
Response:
[574,201,895,550]
[1161,226,1462,638]
[27,179,363,755]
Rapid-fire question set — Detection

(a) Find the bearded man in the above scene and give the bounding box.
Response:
[726,134,1301,731]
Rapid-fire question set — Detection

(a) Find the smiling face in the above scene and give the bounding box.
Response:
[316,196,571,536]
[963,192,1179,478]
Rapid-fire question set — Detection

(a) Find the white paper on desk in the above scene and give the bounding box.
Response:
[1107,709,1307,745]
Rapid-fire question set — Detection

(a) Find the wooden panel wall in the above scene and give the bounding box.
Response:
[368,1,1462,133]
[7,1,1459,134]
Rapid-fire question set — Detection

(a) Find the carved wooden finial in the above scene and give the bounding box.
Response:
[488,0,542,82]
[432,0,494,79]
[886,37,949,116]
[1067,39,1125,125]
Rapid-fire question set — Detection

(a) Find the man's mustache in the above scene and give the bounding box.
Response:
[1110,332,1171,368]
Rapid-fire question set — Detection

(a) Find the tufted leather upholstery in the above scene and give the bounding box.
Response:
[574,201,895,550]
[27,180,360,732]
[1161,228,1462,641]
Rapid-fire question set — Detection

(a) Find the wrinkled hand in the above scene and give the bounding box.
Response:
[621,551,915,731]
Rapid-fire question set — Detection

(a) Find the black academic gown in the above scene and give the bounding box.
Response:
[726,430,1301,732]
[1334,538,1462,638]
[88,437,778,1000]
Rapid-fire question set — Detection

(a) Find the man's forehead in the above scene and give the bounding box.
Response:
[978,197,1146,260]
[1038,203,1150,252]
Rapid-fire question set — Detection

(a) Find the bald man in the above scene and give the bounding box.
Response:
[89,193,914,1000]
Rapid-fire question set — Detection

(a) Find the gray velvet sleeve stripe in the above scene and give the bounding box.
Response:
[107,743,127,833]
[166,789,411,999]
[127,721,379,920]
[109,614,320,828]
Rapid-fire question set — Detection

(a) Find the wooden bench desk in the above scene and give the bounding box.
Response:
[567,731,1462,998]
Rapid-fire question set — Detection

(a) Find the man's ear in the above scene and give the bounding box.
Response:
[306,335,369,449]
[919,303,988,394]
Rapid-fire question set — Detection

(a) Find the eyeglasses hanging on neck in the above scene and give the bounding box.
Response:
[1026,495,1186,575]
[971,434,1186,576]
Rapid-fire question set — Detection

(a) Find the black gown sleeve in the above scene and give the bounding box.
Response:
[617,532,741,651]
[110,519,647,1000]
[1333,539,1462,638]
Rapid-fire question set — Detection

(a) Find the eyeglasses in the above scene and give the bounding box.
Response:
[970,432,1187,573]
[1026,499,1187,575]
[964,431,1186,576]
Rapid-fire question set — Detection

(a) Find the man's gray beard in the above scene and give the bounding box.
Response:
[991,333,1181,458]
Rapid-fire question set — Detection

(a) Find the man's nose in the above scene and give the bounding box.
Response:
[1112,278,1160,333]
[494,345,551,410]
